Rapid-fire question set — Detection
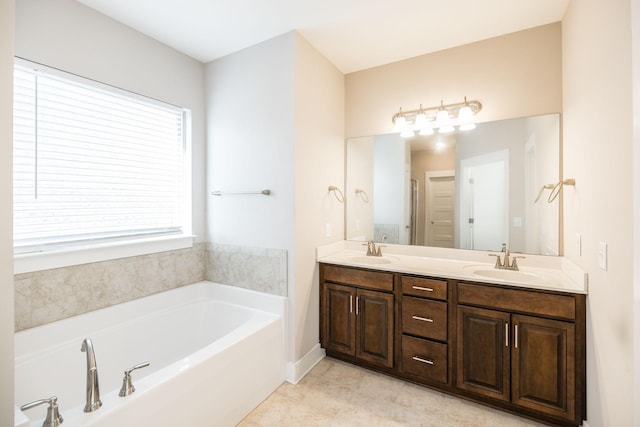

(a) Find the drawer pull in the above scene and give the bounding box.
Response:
[412,286,434,292]
[412,356,434,365]
[412,315,434,323]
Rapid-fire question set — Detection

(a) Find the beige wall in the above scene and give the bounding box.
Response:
[0,1,14,424]
[633,0,640,423]
[345,22,562,139]
[563,0,634,426]
[346,137,375,241]
[293,33,345,364]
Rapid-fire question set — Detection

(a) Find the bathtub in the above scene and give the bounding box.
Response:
[14,281,286,427]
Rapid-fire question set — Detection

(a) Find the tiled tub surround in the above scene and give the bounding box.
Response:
[205,243,288,296]
[14,242,289,331]
[14,243,206,331]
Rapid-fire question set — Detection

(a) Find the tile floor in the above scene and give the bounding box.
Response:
[238,357,547,427]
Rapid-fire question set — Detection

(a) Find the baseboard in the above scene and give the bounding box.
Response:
[285,343,325,384]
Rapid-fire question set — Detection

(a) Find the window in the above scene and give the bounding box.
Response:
[13,59,191,261]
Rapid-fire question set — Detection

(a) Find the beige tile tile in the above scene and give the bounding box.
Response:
[238,358,547,427]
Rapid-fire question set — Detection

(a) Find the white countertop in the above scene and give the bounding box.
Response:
[317,241,588,294]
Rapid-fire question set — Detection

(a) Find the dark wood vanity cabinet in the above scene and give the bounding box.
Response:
[319,263,586,426]
[399,276,449,385]
[456,282,584,425]
[321,265,394,368]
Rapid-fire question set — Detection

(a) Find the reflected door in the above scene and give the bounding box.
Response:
[427,174,455,248]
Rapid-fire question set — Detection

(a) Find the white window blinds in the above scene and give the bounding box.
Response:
[13,61,189,254]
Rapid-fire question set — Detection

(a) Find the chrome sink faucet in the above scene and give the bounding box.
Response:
[81,338,102,413]
[489,243,525,271]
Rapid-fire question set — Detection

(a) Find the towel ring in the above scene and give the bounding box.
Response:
[534,184,556,203]
[548,178,576,203]
[328,186,344,203]
[355,188,369,203]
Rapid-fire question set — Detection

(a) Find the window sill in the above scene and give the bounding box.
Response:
[14,234,196,274]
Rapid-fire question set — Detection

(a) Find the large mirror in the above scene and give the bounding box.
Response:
[345,114,560,255]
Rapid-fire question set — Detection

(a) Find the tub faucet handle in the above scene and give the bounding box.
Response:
[119,361,150,397]
[21,396,63,427]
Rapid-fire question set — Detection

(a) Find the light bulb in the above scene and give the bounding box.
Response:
[436,109,454,133]
[394,115,407,132]
[458,105,475,131]
[419,127,434,136]
[415,111,428,129]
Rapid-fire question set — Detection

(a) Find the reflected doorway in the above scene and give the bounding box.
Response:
[425,171,455,248]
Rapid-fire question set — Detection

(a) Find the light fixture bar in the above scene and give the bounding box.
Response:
[391,98,482,137]
[391,99,482,124]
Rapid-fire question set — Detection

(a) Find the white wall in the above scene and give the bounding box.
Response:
[205,33,295,250]
[563,0,634,425]
[15,0,206,242]
[0,2,15,425]
[205,31,345,373]
[374,133,407,243]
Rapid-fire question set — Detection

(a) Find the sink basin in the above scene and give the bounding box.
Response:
[346,256,397,265]
[470,268,547,285]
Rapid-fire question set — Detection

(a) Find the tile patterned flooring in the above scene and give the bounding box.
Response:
[238,357,547,427]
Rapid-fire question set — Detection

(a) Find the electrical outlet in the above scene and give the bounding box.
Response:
[598,241,607,271]
[576,234,581,256]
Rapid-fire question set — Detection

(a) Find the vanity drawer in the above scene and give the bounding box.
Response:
[401,276,447,300]
[322,264,393,292]
[402,297,447,341]
[457,282,576,320]
[401,335,447,384]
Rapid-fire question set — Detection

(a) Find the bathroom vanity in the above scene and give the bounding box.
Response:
[318,242,587,427]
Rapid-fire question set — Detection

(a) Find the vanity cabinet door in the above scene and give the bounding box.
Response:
[456,305,511,402]
[512,314,575,420]
[323,283,356,356]
[356,288,394,368]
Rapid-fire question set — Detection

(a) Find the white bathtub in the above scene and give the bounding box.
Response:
[14,281,286,427]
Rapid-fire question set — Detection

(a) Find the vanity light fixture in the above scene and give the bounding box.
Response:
[392,97,482,138]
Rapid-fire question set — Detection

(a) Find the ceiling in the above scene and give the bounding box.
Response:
[77,0,570,74]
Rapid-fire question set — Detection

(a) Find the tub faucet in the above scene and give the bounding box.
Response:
[80,338,102,413]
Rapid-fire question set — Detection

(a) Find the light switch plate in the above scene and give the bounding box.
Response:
[576,233,581,256]
[598,241,607,271]
[325,223,332,238]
